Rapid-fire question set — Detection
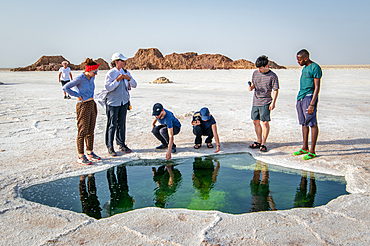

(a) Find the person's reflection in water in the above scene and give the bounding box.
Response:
[249,161,276,212]
[294,171,317,208]
[79,174,102,219]
[106,166,134,216]
[152,163,182,208]
[192,157,220,200]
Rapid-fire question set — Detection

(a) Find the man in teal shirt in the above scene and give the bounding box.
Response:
[294,49,322,160]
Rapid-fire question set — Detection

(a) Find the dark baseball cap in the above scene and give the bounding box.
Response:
[200,107,210,121]
[152,103,163,116]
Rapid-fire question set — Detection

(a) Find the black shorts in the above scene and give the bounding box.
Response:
[61,80,70,86]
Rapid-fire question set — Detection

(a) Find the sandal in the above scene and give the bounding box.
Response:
[260,145,267,152]
[207,143,214,148]
[194,144,201,149]
[303,152,316,160]
[249,142,261,149]
[293,148,308,156]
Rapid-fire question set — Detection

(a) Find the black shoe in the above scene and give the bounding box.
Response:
[120,145,132,153]
[171,146,176,153]
[108,147,117,156]
[67,95,71,99]
[156,144,168,150]
[64,95,67,99]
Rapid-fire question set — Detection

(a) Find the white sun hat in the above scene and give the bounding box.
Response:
[111,53,128,61]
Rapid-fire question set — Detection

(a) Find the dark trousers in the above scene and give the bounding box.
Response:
[152,125,180,147]
[193,125,213,144]
[105,102,128,148]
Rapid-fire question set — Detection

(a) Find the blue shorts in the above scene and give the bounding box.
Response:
[296,95,318,127]
[251,104,271,121]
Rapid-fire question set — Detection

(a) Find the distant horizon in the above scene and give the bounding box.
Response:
[1,1,369,68]
[2,48,370,69]
[2,64,370,70]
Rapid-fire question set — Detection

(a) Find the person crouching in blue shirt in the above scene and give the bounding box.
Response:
[151,103,181,160]
[63,58,101,165]
[191,107,220,153]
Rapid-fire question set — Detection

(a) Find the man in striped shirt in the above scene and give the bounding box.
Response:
[248,55,279,152]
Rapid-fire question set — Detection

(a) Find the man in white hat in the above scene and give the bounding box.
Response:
[58,61,73,99]
[104,53,137,156]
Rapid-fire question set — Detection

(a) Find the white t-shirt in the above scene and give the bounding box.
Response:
[59,67,71,81]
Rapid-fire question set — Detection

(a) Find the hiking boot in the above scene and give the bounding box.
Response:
[120,145,132,153]
[87,152,101,161]
[156,144,168,150]
[77,155,92,165]
[108,147,117,156]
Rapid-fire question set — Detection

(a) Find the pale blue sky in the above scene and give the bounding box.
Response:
[1,0,369,67]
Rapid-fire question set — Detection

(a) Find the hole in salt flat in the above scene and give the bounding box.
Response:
[22,153,349,219]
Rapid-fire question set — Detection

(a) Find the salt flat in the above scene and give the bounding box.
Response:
[0,69,369,245]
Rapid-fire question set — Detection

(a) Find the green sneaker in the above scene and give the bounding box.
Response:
[293,149,308,155]
[303,152,317,160]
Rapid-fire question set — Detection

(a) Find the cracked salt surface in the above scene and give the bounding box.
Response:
[0,69,369,245]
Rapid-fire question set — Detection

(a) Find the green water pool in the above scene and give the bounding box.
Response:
[22,153,349,219]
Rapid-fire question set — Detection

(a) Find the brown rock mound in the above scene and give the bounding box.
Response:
[268,60,285,69]
[10,50,285,71]
[11,55,71,71]
[94,58,110,70]
[125,48,164,70]
[151,77,172,84]
[125,48,285,70]
[74,58,110,70]
[11,56,109,71]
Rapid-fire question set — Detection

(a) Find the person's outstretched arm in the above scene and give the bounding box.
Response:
[211,123,220,153]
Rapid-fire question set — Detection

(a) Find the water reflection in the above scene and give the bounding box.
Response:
[192,157,220,200]
[152,163,182,208]
[79,174,102,219]
[249,161,276,212]
[22,153,347,219]
[105,166,135,216]
[294,171,317,208]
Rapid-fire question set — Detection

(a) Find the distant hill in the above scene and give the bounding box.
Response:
[125,48,286,70]
[10,56,109,71]
[10,49,286,71]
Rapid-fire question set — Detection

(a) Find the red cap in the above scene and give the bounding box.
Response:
[85,63,101,72]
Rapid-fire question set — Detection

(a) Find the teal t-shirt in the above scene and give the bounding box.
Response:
[297,62,322,101]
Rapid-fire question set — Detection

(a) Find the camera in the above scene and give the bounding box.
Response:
[194,116,202,122]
